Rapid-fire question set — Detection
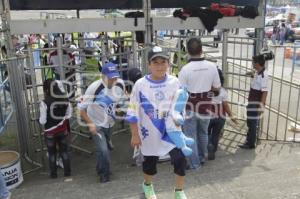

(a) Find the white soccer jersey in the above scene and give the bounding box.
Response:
[78,79,126,128]
[126,74,181,156]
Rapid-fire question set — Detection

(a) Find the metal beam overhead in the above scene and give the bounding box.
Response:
[152,16,264,31]
[10,16,264,34]
[10,18,145,34]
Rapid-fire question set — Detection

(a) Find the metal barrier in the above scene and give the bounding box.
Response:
[6,34,148,171]
[159,31,300,143]
[0,0,271,175]
[224,36,300,143]
[3,29,299,175]
[0,60,13,134]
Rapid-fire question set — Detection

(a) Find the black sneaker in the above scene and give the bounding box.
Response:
[207,144,215,160]
[207,152,215,160]
[50,173,58,179]
[100,174,110,183]
[238,144,255,149]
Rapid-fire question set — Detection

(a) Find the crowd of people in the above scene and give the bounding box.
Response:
[271,22,292,45]
[0,34,269,199]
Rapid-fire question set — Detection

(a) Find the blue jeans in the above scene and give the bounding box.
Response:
[93,127,111,177]
[183,111,210,169]
[246,104,260,147]
[0,172,10,199]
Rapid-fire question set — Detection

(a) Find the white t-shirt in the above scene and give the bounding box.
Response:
[250,69,268,92]
[126,75,180,156]
[179,59,221,93]
[212,87,228,105]
[78,79,126,128]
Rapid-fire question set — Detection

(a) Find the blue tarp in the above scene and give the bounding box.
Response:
[9,0,260,10]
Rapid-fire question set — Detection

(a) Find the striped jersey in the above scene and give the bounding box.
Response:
[126,74,181,156]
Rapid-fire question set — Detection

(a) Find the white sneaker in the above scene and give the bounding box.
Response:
[56,157,64,169]
[46,152,64,169]
[158,154,170,162]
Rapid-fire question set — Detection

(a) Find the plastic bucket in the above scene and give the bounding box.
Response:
[0,151,23,190]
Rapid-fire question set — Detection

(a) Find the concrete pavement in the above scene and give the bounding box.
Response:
[11,130,300,199]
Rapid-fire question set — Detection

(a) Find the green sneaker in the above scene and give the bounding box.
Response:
[142,183,157,199]
[175,190,187,199]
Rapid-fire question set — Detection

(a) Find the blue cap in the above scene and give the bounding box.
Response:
[101,62,120,79]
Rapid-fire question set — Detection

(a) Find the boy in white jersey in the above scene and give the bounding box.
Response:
[126,46,188,199]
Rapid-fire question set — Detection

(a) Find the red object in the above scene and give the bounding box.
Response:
[210,3,236,17]
[44,119,69,137]
[182,9,192,18]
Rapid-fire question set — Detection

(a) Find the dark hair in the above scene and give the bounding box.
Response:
[1,45,7,56]
[217,68,224,86]
[187,38,202,56]
[43,43,49,49]
[43,79,69,103]
[43,79,53,96]
[126,67,142,93]
[128,67,142,84]
[252,54,265,67]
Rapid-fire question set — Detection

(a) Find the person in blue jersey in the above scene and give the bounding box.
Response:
[78,62,126,183]
[126,46,188,199]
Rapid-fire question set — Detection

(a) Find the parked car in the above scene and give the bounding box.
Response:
[245,27,277,39]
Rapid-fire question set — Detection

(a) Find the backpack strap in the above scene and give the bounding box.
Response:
[115,82,125,92]
[93,83,105,102]
[93,82,125,102]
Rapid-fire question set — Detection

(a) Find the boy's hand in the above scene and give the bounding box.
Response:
[88,123,97,135]
[246,71,255,78]
[131,135,141,148]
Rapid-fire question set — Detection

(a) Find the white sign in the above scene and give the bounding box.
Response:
[1,160,23,190]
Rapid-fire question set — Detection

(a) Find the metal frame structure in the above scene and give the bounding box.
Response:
[9,16,264,35]
[0,0,269,173]
[0,0,44,173]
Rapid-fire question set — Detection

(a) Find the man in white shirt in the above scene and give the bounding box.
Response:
[78,62,126,183]
[179,38,221,169]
